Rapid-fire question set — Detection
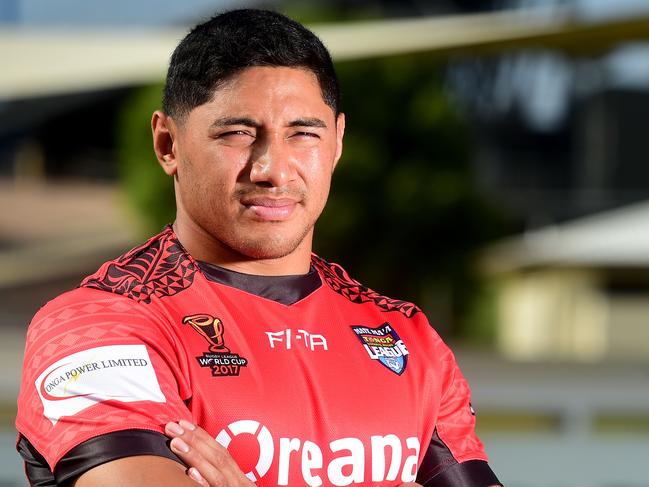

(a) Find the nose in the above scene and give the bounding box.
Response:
[249,136,296,187]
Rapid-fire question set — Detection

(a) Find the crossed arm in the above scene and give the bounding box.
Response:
[73,421,423,487]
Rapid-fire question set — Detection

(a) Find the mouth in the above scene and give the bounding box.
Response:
[240,196,299,222]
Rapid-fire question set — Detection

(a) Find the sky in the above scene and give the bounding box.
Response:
[3,0,250,25]
[574,0,649,19]
[4,0,649,25]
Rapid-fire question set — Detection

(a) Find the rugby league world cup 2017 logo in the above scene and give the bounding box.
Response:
[183,314,248,377]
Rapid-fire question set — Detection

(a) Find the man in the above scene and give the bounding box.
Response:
[16,9,502,487]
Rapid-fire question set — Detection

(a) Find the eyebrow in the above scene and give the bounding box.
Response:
[210,116,327,129]
[288,118,327,129]
[211,117,261,128]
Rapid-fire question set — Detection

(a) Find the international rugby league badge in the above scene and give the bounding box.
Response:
[351,323,409,375]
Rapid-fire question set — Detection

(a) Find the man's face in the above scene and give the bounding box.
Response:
[162,66,344,262]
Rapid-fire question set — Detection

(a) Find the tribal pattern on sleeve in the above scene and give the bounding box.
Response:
[81,228,197,304]
[311,255,421,318]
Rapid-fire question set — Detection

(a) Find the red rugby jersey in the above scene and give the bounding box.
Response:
[16,227,500,486]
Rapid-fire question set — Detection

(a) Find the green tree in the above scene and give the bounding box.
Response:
[315,56,505,337]
[116,83,175,235]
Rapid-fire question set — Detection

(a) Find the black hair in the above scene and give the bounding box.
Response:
[162,9,340,119]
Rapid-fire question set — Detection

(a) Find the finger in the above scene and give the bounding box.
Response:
[188,467,210,487]
[166,422,252,485]
[166,421,232,465]
[169,436,228,487]
[179,420,230,456]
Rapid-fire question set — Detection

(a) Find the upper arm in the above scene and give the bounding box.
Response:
[16,289,193,483]
[73,455,196,487]
[416,335,502,486]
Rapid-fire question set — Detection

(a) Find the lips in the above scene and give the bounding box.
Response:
[240,196,299,221]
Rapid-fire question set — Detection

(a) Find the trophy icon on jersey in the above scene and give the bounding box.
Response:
[183,314,230,353]
[183,313,248,377]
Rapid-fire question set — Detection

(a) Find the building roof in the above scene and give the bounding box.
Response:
[483,199,649,272]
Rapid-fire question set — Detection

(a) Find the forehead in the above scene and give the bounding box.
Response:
[202,66,332,117]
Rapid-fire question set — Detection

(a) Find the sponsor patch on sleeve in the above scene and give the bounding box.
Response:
[35,344,166,425]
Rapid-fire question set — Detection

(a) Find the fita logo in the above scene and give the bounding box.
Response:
[351,323,409,375]
[183,314,248,377]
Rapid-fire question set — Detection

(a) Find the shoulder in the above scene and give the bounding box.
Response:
[28,286,146,340]
[25,228,198,354]
[23,285,164,376]
[80,227,199,304]
[311,254,422,319]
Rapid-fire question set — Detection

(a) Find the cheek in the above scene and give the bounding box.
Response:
[219,145,251,163]
[299,145,336,180]
[305,165,333,207]
[185,148,248,189]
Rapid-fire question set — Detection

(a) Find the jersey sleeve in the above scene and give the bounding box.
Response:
[15,287,194,481]
[417,331,502,486]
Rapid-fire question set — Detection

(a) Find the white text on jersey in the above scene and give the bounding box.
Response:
[216,419,419,486]
[265,329,328,351]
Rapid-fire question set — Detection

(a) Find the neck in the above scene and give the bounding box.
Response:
[172,218,313,277]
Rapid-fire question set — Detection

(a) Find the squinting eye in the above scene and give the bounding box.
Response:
[215,130,256,146]
[295,132,319,138]
[222,130,253,137]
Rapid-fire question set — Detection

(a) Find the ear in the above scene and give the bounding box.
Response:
[332,112,345,171]
[152,110,178,176]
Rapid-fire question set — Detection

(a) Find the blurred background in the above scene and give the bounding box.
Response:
[2,0,649,485]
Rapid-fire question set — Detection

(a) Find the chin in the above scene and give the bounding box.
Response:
[232,233,306,261]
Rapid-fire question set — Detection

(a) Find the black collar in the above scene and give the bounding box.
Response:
[198,261,322,305]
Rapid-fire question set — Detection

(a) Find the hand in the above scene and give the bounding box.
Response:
[165,420,256,487]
